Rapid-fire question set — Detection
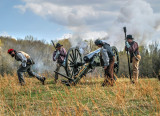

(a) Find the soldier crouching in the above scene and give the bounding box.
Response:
[95,39,116,86]
[8,49,46,86]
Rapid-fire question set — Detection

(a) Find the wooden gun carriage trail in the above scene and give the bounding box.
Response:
[55,46,119,86]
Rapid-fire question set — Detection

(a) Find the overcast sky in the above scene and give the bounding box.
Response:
[0,0,160,44]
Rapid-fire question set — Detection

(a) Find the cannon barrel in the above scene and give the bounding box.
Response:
[83,48,101,62]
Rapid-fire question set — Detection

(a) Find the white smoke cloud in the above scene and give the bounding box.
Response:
[69,31,108,45]
[56,31,108,53]
[14,0,121,32]
[107,0,160,50]
[15,0,160,50]
[70,31,108,54]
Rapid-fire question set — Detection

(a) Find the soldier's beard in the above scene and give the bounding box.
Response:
[11,54,15,57]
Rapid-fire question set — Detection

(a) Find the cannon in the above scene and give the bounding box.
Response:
[54,46,119,86]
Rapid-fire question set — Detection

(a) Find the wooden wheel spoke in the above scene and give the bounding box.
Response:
[75,50,77,62]
[68,59,74,64]
[71,50,75,61]
[69,65,74,67]
[69,54,74,61]
[76,53,79,61]
[71,68,74,77]
[77,51,81,63]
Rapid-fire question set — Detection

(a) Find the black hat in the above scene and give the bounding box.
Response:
[127,35,134,40]
[95,39,103,46]
[55,43,63,48]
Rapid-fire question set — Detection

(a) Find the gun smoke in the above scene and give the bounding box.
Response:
[2,0,160,74]
[107,0,160,50]
[67,0,160,50]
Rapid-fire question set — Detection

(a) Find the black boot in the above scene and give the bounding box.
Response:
[41,77,46,85]
[102,82,106,87]
[102,79,108,87]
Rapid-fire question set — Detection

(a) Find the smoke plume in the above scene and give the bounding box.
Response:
[107,0,160,50]
[68,0,160,50]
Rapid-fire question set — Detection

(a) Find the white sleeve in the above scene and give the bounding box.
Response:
[54,51,60,60]
[17,53,27,67]
[100,48,109,66]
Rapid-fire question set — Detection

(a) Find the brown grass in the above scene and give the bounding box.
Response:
[0,73,160,116]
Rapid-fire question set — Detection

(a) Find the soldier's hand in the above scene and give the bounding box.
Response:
[19,64,22,68]
[125,42,130,48]
[104,66,107,70]
[56,50,60,55]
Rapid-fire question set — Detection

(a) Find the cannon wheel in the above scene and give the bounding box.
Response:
[65,47,82,78]
[112,46,119,74]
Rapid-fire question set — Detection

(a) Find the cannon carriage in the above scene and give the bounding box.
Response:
[55,46,119,86]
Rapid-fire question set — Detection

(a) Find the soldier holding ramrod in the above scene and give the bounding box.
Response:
[125,35,141,83]
[53,43,67,83]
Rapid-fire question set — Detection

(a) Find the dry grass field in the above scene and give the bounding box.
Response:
[0,73,160,116]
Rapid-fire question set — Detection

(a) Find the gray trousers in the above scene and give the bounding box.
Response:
[17,64,43,84]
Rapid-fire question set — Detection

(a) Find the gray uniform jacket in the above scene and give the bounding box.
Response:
[100,42,115,66]
[15,53,27,67]
[100,48,109,66]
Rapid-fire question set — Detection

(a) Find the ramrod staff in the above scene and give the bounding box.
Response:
[123,27,132,81]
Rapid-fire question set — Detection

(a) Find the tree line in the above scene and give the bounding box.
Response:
[0,36,159,78]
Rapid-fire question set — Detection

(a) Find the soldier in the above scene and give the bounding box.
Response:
[53,43,67,83]
[95,39,115,86]
[8,49,46,86]
[125,35,141,83]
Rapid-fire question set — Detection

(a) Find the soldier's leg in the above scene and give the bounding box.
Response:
[132,57,140,83]
[27,66,45,84]
[136,55,141,81]
[102,68,110,86]
[107,66,114,86]
[17,65,30,85]
[55,63,61,82]
[108,67,114,86]
[107,57,115,86]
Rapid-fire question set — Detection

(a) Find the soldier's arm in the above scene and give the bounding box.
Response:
[100,48,109,66]
[53,51,57,61]
[17,53,27,67]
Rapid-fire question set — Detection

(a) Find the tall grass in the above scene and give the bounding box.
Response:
[0,73,160,116]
